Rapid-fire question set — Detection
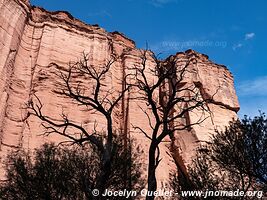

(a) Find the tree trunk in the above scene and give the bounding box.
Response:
[93,115,113,199]
[146,144,157,200]
[95,148,112,200]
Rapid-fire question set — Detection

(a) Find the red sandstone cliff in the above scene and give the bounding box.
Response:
[0,0,239,184]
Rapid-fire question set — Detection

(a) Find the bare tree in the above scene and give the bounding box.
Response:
[129,50,211,200]
[28,50,213,200]
[28,53,130,198]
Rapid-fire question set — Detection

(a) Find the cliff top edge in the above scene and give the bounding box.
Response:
[21,0,230,72]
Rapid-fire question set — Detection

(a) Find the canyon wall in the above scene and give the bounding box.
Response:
[0,0,239,184]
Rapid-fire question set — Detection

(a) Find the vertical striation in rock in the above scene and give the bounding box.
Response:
[0,0,239,183]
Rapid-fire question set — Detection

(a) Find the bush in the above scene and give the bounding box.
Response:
[0,138,144,200]
[171,113,267,199]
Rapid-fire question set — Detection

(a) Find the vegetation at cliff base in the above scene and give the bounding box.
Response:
[0,138,144,200]
[171,113,267,199]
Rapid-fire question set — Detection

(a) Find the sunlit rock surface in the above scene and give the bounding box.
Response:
[0,0,239,184]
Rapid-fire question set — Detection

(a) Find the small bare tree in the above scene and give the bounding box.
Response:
[130,50,211,200]
[28,53,130,198]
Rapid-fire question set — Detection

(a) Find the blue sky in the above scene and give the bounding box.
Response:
[31,0,267,117]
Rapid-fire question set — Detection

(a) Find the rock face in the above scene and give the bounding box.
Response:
[0,0,239,184]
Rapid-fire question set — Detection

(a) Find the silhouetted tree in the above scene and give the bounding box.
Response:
[28,54,131,198]
[0,138,144,200]
[130,50,211,200]
[171,113,267,199]
[28,51,212,200]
